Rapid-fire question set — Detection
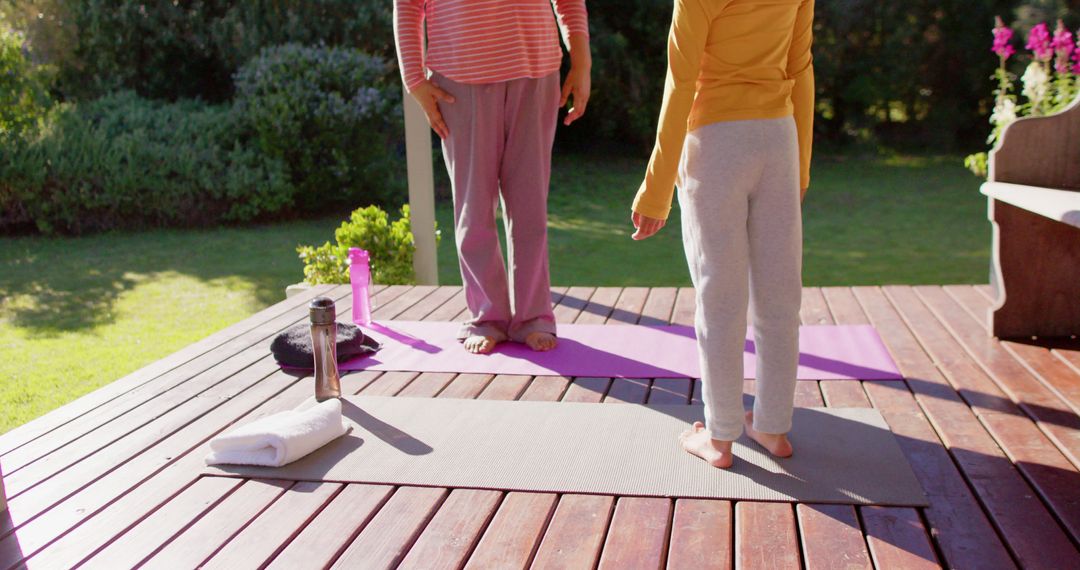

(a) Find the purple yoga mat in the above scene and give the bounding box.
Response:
[317,322,901,381]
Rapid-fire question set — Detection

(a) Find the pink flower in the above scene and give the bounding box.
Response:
[1051,21,1075,73]
[1074,28,1080,73]
[1026,22,1053,61]
[992,16,1015,60]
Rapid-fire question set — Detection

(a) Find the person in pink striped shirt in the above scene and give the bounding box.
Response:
[394,0,592,354]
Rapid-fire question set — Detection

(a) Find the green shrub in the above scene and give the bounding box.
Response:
[234,44,405,211]
[1,0,394,102]
[0,92,293,234]
[298,205,436,286]
[0,25,54,139]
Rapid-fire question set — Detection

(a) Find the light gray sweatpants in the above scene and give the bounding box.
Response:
[678,117,803,441]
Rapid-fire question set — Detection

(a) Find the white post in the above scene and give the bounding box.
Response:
[403,88,439,285]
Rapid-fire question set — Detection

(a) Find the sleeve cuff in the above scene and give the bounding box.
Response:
[631,196,672,221]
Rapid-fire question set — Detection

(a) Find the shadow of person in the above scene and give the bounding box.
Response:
[368,322,442,355]
[339,399,432,456]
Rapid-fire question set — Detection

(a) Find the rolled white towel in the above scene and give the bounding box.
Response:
[205,399,349,467]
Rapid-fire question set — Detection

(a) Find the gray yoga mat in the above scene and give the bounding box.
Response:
[206,396,928,506]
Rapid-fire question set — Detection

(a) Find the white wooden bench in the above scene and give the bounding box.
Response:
[983,94,1080,338]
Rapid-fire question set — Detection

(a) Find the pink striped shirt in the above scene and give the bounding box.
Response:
[394,0,589,90]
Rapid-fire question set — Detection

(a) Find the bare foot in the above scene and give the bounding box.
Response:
[744,411,793,458]
[463,335,498,354]
[524,331,557,352]
[679,421,734,468]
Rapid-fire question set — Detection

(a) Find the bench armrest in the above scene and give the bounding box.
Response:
[981,182,1080,228]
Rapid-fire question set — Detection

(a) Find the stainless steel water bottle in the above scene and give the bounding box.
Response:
[309,297,341,401]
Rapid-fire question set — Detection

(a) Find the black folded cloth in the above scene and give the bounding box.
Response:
[270,322,381,368]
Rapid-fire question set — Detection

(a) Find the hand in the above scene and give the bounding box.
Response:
[560,65,591,126]
[408,79,455,139]
[632,211,666,240]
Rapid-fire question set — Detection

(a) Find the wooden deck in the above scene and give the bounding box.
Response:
[2,284,1079,569]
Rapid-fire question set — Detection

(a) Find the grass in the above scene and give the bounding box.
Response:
[0,151,988,432]
[435,152,990,286]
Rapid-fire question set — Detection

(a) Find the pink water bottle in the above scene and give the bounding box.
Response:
[348,248,372,326]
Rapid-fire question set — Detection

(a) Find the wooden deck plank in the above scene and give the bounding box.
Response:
[860,507,941,570]
[397,372,458,398]
[11,291,366,570]
[201,481,342,570]
[437,373,494,400]
[666,499,733,570]
[519,376,571,401]
[394,286,463,321]
[370,285,441,320]
[0,284,341,459]
[824,287,983,569]
[2,288,430,567]
[477,375,531,401]
[3,358,285,528]
[561,377,611,403]
[77,476,243,569]
[466,353,568,569]
[553,286,595,324]
[812,289,904,570]
[397,489,502,570]
[943,284,1080,418]
[424,288,469,321]
[821,287,870,325]
[1002,340,1080,418]
[648,378,692,405]
[639,287,677,326]
[464,492,556,569]
[605,378,651,404]
[800,287,834,326]
[672,287,696,326]
[794,381,825,407]
[816,288,874,409]
[13,283,1079,570]
[597,497,673,570]
[851,287,1018,569]
[1,286,352,477]
[358,371,420,397]
[4,353,282,498]
[796,504,872,570]
[576,287,623,324]
[927,285,1080,438]
[9,370,316,569]
[266,484,394,569]
[886,286,1080,548]
[936,286,1080,471]
[1052,343,1080,376]
[609,287,650,324]
[330,486,448,570]
[138,478,291,569]
[820,381,872,408]
[735,502,800,570]
[532,495,615,569]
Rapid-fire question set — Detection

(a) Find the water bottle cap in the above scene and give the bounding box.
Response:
[308,297,337,325]
[348,248,369,260]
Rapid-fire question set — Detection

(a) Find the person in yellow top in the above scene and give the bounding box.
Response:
[631,0,814,468]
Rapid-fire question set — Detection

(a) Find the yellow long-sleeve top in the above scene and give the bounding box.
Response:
[632,0,815,220]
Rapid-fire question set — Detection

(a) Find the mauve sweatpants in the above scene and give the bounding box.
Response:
[433,71,560,343]
[678,117,803,440]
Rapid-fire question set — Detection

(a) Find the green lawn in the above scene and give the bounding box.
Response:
[0,152,988,432]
